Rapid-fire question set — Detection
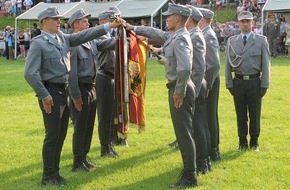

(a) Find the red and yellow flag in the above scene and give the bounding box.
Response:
[128,32,148,128]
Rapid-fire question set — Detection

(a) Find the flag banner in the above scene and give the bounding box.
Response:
[128,31,148,127]
[114,27,129,134]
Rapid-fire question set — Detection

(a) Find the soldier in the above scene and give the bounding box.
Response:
[225,11,270,152]
[186,5,211,174]
[125,3,198,189]
[95,10,120,158]
[68,9,116,172]
[264,14,280,57]
[24,7,121,187]
[198,8,221,161]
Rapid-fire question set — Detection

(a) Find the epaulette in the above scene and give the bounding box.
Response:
[255,34,266,39]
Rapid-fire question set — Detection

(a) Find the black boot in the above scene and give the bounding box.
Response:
[196,158,209,175]
[169,170,198,189]
[72,158,91,172]
[41,172,65,187]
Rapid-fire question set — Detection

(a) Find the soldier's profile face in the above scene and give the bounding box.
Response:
[238,19,253,33]
[75,18,90,30]
[43,18,61,33]
[166,14,177,31]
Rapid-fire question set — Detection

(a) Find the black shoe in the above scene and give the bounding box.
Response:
[210,147,221,161]
[55,174,66,185]
[116,137,129,147]
[168,140,178,148]
[72,162,91,172]
[169,170,198,189]
[41,176,65,187]
[101,145,119,158]
[196,159,209,175]
[83,156,97,169]
[238,144,248,151]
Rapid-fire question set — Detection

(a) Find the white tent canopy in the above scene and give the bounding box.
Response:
[14,0,169,58]
[262,0,290,12]
[16,0,168,20]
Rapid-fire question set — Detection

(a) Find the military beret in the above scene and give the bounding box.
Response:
[68,9,91,26]
[108,6,121,15]
[98,10,116,20]
[197,8,214,19]
[186,5,203,22]
[238,11,253,21]
[37,7,63,22]
[162,3,192,17]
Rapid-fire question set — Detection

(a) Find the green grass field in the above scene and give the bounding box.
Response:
[0,55,290,190]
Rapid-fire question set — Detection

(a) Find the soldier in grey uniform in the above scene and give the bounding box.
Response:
[68,9,116,172]
[126,3,198,189]
[198,8,221,161]
[225,11,270,151]
[264,14,280,58]
[95,10,120,158]
[186,5,211,174]
[24,7,121,187]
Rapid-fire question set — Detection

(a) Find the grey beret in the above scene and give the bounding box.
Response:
[162,3,192,17]
[186,5,203,22]
[108,6,121,15]
[238,11,253,21]
[37,7,63,22]
[98,10,115,20]
[197,8,214,19]
[68,9,91,26]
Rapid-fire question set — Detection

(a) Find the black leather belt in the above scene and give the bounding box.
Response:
[166,81,176,89]
[44,82,67,88]
[235,73,260,80]
[98,70,114,79]
[78,82,95,90]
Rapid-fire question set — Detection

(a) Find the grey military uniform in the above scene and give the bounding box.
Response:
[135,26,197,173]
[189,26,206,96]
[202,25,221,160]
[24,24,110,179]
[24,25,108,100]
[225,32,270,149]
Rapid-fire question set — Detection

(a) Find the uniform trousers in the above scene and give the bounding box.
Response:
[193,81,211,160]
[268,38,277,56]
[169,82,196,172]
[207,75,220,149]
[96,73,115,146]
[39,86,70,177]
[71,85,97,162]
[233,78,261,144]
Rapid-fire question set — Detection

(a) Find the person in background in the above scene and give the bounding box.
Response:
[264,14,280,58]
[225,11,270,152]
[23,28,31,53]
[18,29,25,57]
[285,18,290,57]
[3,26,11,60]
[30,23,41,39]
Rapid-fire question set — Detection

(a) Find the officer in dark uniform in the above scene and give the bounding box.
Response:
[95,10,119,158]
[186,5,211,174]
[198,8,221,161]
[24,7,121,187]
[126,3,198,188]
[225,11,270,151]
